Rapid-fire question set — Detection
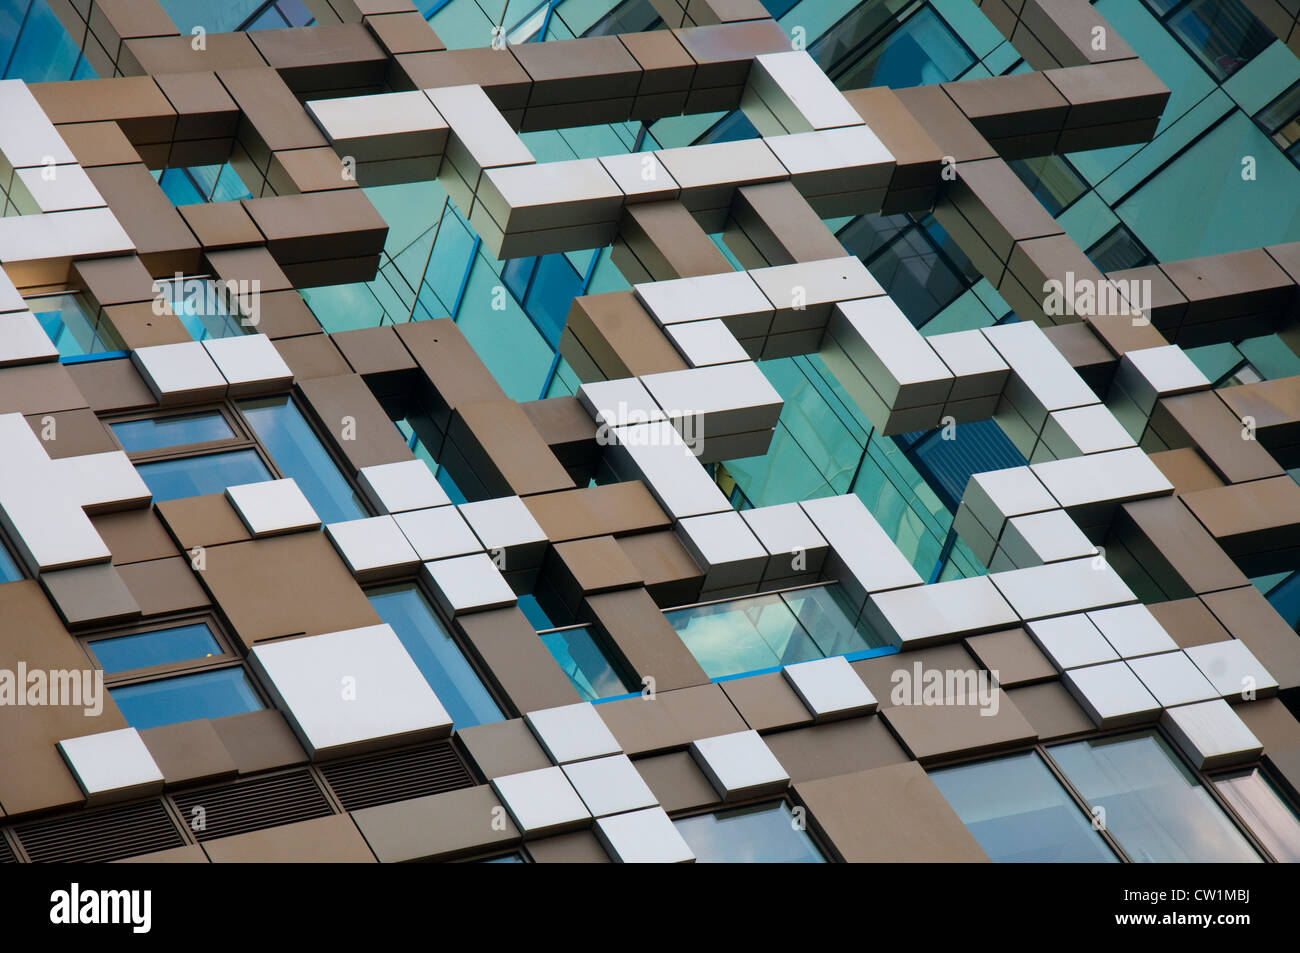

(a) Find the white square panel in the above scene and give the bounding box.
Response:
[690,729,789,802]
[799,494,922,609]
[53,451,151,511]
[865,575,1018,649]
[1185,640,1279,701]
[202,333,292,396]
[491,765,591,837]
[562,754,658,817]
[1026,614,1118,670]
[421,553,516,616]
[58,728,164,805]
[1127,651,1219,707]
[1087,604,1178,658]
[526,702,622,764]
[1161,699,1263,770]
[783,656,877,720]
[1063,660,1161,728]
[0,311,58,365]
[999,510,1096,566]
[394,505,482,561]
[665,319,749,367]
[357,459,451,514]
[596,807,695,863]
[676,511,769,591]
[325,515,420,581]
[226,478,320,537]
[989,558,1136,621]
[457,495,547,572]
[962,466,1058,540]
[741,502,827,580]
[249,624,452,759]
[577,378,664,427]
[1114,344,1209,415]
[131,341,227,405]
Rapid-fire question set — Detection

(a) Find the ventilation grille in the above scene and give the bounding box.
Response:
[0,833,19,863]
[14,800,184,863]
[170,770,333,842]
[318,742,474,811]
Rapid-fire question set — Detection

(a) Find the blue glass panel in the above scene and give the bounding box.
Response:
[517,593,554,630]
[522,252,583,347]
[136,449,272,502]
[1050,731,1262,862]
[88,623,222,675]
[2,0,85,81]
[675,802,826,862]
[110,668,263,730]
[0,536,22,582]
[27,294,121,358]
[539,626,632,701]
[779,585,883,657]
[930,751,1118,862]
[111,412,236,453]
[239,396,368,523]
[369,584,503,728]
[836,6,974,89]
[903,418,1026,513]
[667,593,822,678]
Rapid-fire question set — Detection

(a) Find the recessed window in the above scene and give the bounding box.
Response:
[674,802,826,863]
[135,448,273,502]
[0,534,22,583]
[666,585,885,679]
[111,411,237,454]
[1048,731,1262,862]
[240,396,368,524]
[154,276,248,341]
[26,293,122,359]
[1214,768,1300,862]
[539,625,636,701]
[110,667,263,731]
[368,584,503,729]
[88,622,223,676]
[930,751,1118,862]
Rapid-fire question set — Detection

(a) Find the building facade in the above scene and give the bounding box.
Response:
[0,0,1298,862]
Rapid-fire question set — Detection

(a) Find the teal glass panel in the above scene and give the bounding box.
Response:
[675,802,826,863]
[0,535,22,581]
[1116,112,1300,260]
[88,623,222,675]
[667,592,822,678]
[779,585,885,657]
[1049,731,1262,862]
[930,751,1118,862]
[835,6,974,89]
[369,584,503,728]
[136,449,272,501]
[110,668,263,730]
[160,277,247,341]
[539,625,634,701]
[27,294,122,358]
[1,0,88,82]
[111,412,236,453]
[239,396,368,524]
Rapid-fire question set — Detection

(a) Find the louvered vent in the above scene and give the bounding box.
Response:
[319,741,474,811]
[170,770,333,842]
[14,800,184,863]
[0,833,20,863]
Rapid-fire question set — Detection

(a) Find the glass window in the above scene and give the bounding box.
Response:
[110,667,263,730]
[1087,225,1155,273]
[0,531,22,582]
[156,276,248,340]
[930,751,1118,862]
[136,448,272,502]
[1161,0,1273,82]
[779,585,886,658]
[1214,768,1300,863]
[675,802,826,863]
[111,412,237,453]
[1048,731,1262,862]
[667,592,823,678]
[667,585,889,679]
[368,584,503,729]
[88,623,223,675]
[834,6,975,89]
[26,294,122,359]
[239,396,368,524]
[539,625,635,701]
